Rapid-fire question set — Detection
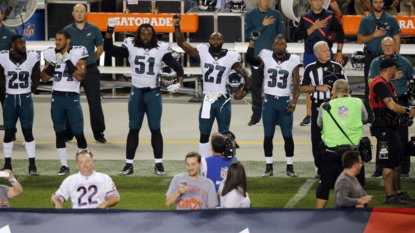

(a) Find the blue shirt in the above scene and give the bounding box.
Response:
[0,24,16,51]
[368,54,414,96]
[357,12,400,53]
[203,155,237,192]
[244,7,283,57]
[64,22,103,65]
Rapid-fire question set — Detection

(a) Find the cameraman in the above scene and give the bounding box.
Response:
[316,80,368,208]
[368,37,414,178]
[201,132,238,192]
[369,58,415,205]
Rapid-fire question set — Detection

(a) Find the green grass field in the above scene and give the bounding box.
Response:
[3,160,415,209]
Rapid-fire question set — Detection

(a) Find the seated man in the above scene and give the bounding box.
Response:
[0,170,23,208]
[335,150,372,208]
[51,150,120,209]
[201,132,238,192]
[166,152,217,209]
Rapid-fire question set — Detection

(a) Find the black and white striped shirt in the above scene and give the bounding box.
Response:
[301,60,348,101]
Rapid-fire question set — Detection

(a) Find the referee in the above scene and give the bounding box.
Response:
[300,41,348,178]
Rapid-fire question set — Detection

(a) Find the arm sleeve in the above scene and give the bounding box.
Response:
[405,60,415,82]
[329,12,344,44]
[373,82,392,100]
[166,175,179,196]
[246,47,262,66]
[335,179,359,208]
[390,18,402,37]
[206,180,219,208]
[105,175,120,200]
[368,59,380,79]
[293,17,308,41]
[104,38,129,58]
[276,12,284,35]
[222,190,240,208]
[94,27,104,46]
[300,67,312,86]
[357,18,367,35]
[317,103,325,127]
[244,12,266,41]
[162,53,184,77]
[52,178,70,203]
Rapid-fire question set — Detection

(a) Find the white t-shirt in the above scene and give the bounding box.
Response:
[218,179,251,208]
[52,171,119,209]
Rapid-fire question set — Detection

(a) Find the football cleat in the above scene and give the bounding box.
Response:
[58,166,70,176]
[286,165,298,177]
[119,164,134,176]
[155,163,166,176]
[29,165,39,176]
[384,195,408,205]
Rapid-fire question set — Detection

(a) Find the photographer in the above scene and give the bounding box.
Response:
[201,132,238,192]
[368,37,414,178]
[316,80,368,208]
[369,58,415,205]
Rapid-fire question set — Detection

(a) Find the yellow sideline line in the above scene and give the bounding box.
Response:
[1,141,379,145]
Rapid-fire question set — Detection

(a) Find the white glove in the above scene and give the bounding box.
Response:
[62,51,71,62]
[107,18,118,33]
[51,53,63,64]
[167,83,181,93]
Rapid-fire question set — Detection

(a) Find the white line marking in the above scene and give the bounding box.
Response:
[285,179,316,208]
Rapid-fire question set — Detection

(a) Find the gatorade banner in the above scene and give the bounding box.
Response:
[0,208,414,233]
[342,15,415,35]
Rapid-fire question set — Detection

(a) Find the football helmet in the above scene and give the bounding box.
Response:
[198,0,217,11]
[158,66,177,89]
[228,0,245,13]
[226,72,245,95]
[351,51,365,69]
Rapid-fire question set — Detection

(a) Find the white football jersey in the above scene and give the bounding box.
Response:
[52,171,119,209]
[197,44,242,95]
[123,38,171,88]
[259,50,302,96]
[0,50,40,95]
[44,46,88,93]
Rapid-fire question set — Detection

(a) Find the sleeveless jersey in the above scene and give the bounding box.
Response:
[0,50,40,94]
[259,50,301,96]
[123,38,171,89]
[44,46,88,93]
[197,44,242,95]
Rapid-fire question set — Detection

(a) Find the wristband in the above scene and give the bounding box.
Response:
[45,64,55,77]
[174,24,180,28]
[406,108,410,116]
[337,50,342,53]
[9,178,17,185]
[107,26,115,34]
[65,60,77,74]
[243,87,249,94]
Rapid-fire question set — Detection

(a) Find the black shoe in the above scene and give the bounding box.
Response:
[286,165,298,177]
[371,171,382,178]
[2,165,12,171]
[154,163,166,176]
[262,164,273,177]
[397,192,415,202]
[58,166,70,176]
[300,115,310,126]
[384,195,408,205]
[315,174,321,179]
[0,125,4,130]
[119,164,133,176]
[248,120,260,126]
[96,136,107,144]
[29,166,39,176]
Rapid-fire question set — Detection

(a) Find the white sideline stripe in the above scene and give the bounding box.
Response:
[285,179,316,208]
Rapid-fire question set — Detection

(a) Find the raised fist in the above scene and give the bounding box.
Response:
[107,18,118,33]
[173,14,181,25]
[250,31,260,41]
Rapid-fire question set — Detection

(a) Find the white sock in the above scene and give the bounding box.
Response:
[265,157,273,164]
[25,140,36,158]
[126,159,134,164]
[3,142,13,158]
[286,157,293,165]
[155,159,163,164]
[57,148,68,167]
[199,142,210,158]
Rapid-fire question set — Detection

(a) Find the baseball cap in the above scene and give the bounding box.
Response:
[380,58,401,69]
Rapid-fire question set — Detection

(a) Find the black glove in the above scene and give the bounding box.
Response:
[250,31,260,41]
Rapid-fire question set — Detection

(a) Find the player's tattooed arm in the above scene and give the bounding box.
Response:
[173,14,200,61]
[383,97,408,115]
[31,62,41,93]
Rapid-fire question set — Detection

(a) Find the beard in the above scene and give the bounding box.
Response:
[275,50,285,56]
[15,49,26,56]
[210,45,223,53]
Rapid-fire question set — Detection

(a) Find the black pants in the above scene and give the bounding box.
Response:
[67,63,106,140]
[311,100,325,172]
[250,66,264,122]
[363,52,378,118]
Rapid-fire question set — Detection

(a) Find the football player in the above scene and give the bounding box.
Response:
[173,14,251,158]
[0,35,40,175]
[246,33,302,177]
[104,19,184,176]
[40,30,88,176]
[51,150,120,209]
